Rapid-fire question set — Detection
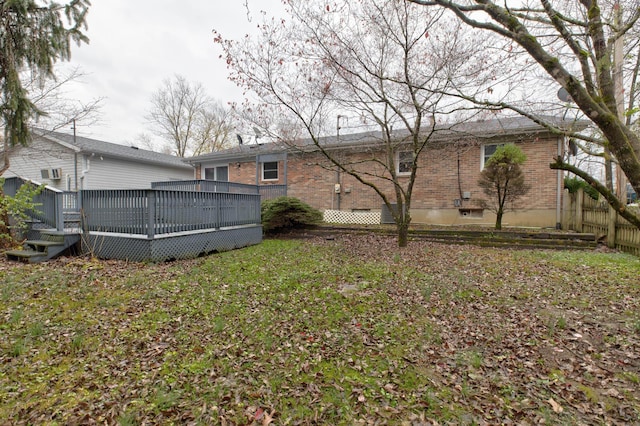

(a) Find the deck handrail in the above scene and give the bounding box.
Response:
[81,188,261,237]
[259,184,287,200]
[152,179,287,200]
[152,179,259,195]
[2,176,65,232]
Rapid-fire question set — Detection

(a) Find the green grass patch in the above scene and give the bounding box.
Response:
[0,237,639,424]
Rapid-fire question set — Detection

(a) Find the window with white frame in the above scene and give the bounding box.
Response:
[262,161,278,181]
[481,144,504,169]
[204,165,229,181]
[396,151,413,175]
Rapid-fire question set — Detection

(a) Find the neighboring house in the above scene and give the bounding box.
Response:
[3,129,194,190]
[187,116,588,228]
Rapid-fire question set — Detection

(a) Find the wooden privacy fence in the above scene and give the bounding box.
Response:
[569,188,640,256]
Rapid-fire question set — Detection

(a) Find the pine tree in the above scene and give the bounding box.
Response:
[1,0,90,173]
[478,144,530,230]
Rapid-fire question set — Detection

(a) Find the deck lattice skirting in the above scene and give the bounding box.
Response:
[323,209,382,225]
[83,225,262,262]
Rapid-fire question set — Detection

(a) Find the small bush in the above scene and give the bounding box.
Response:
[261,196,322,234]
[0,179,44,247]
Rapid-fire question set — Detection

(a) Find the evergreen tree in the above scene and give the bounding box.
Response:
[478,144,530,230]
[1,0,90,173]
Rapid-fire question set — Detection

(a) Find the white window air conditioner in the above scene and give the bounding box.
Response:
[41,168,62,180]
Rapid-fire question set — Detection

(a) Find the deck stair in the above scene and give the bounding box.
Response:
[5,230,80,263]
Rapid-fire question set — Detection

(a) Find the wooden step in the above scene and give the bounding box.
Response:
[5,249,47,263]
[24,240,65,252]
[4,231,81,263]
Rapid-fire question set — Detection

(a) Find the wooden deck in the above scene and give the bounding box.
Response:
[2,177,268,262]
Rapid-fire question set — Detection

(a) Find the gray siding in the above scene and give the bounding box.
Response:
[5,138,76,191]
[80,155,193,189]
[4,137,195,190]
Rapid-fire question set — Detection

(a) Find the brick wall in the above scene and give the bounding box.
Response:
[282,136,562,213]
[194,135,563,225]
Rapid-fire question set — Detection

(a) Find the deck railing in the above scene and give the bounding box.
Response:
[2,176,65,231]
[152,179,259,194]
[152,179,287,200]
[81,189,261,237]
[259,184,287,200]
[3,177,263,238]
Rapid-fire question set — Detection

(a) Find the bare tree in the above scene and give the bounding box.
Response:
[26,67,102,133]
[147,74,234,157]
[0,67,103,173]
[406,0,640,230]
[216,0,491,246]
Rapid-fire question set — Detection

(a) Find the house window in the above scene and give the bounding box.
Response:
[204,165,228,181]
[481,144,504,169]
[396,151,413,175]
[262,161,278,181]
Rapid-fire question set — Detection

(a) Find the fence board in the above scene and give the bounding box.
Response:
[578,188,640,256]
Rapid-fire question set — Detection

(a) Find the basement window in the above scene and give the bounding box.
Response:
[459,208,483,218]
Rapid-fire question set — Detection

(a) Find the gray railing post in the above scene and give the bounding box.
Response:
[147,190,156,238]
[55,192,64,232]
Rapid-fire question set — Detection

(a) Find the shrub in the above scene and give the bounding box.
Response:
[0,179,44,247]
[261,196,322,234]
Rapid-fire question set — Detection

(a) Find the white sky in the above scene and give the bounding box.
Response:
[56,0,284,147]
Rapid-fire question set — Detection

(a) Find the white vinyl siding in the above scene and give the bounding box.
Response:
[5,136,194,190]
[5,139,77,191]
[81,156,193,189]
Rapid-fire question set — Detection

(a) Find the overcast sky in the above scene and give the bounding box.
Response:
[56,0,284,147]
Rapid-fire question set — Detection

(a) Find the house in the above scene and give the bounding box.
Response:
[187,116,588,228]
[3,129,194,190]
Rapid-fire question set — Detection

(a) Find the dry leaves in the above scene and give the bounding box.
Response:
[0,232,639,424]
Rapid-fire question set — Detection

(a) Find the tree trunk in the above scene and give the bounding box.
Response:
[397,221,409,248]
[495,209,503,230]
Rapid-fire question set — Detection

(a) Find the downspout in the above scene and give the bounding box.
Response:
[457,143,463,200]
[556,137,563,229]
[336,169,341,210]
[283,152,288,196]
[255,155,260,186]
[80,155,90,190]
[74,152,78,190]
[336,115,343,210]
[73,119,79,190]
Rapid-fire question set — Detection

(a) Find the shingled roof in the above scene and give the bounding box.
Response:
[187,115,589,163]
[34,129,192,170]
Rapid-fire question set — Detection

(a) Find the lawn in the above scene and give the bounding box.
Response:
[0,233,639,425]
